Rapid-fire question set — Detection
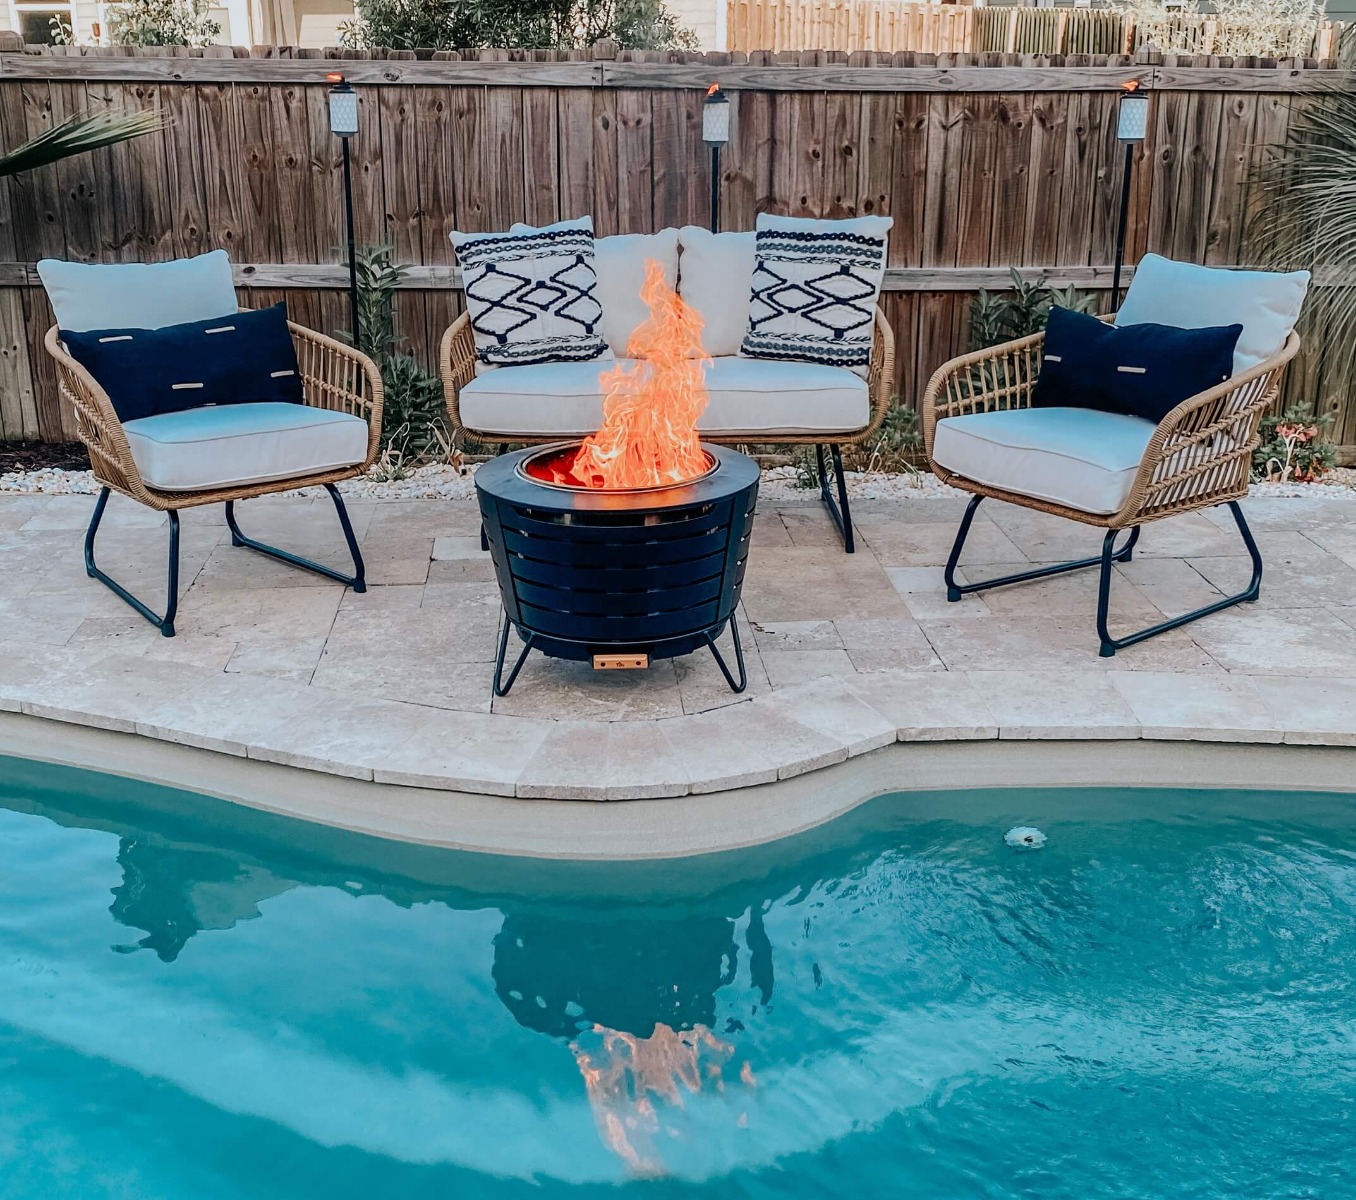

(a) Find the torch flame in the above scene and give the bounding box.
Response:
[707,82,721,96]
[1122,78,1140,91]
[568,259,711,490]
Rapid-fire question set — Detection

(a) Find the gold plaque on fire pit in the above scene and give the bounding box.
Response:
[592,653,650,671]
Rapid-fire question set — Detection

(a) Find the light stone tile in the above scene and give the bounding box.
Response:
[516,720,692,801]
[742,544,910,623]
[979,670,1140,739]
[885,566,990,621]
[844,670,998,741]
[1190,533,1356,610]
[490,639,685,721]
[0,588,127,646]
[673,616,772,714]
[749,619,843,652]
[360,535,435,586]
[134,671,327,756]
[247,693,438,780]
[373,708,553,795]
[834,617,944,673]
[857,518,1025,568]
[762,678,896,756]
[1113,556,1223,616]
[660,700,846,791]
[1133,512,1251,559]
[20,654,218,734]
[0,644,97,711]
[366,500,482,539]
[1252,676,1356,746]
[432,535,488,561]
[761,648,859,688]
[969,562,1162,622]
[1108,671,1281,743]
[20,493,167,531]
[778,508,847,549]
[68,622,239,671]
[1187,606,1356,677]
[426,557,498,585]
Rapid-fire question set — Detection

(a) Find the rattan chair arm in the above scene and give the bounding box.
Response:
[858,307,896,442]
[1117,332,1302,524]
[286,320,385,470]
[43,325,156,503]
[920,330,1046,456]
[440,312,477,441]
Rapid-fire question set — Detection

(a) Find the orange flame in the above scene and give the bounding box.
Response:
[571,1022,748,1176]
[707,82,721,96]
[568,259,711,489]
[1122,78,1140,91]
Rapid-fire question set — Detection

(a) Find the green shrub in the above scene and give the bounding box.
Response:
[106,0,220,46]
[349,246,451,467]
[1252,406,1337,483]
[340,0,696,51]
[968,269,1097,351]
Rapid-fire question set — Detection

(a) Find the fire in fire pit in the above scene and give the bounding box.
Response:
[475,259,759,696]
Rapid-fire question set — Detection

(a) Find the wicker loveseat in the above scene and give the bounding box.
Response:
[439,225,896,553]
[922,290,1302,656]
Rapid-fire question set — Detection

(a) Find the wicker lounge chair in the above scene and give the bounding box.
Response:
[921,321,1301,656]
[44,318,383,637]
[439,307,894,553]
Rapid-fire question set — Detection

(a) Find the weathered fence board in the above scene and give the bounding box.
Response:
[0,46,1349,454]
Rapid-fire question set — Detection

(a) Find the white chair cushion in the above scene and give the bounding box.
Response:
[458,356,870,438]
[932,407,1158,516]
[123,402,368,493]
[676,227,756,357]
[1115,253,1310,374]
[37,250,238,333]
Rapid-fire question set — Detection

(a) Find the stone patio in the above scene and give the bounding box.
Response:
[4,485,1356,800]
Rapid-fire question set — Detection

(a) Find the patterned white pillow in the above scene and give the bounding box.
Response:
[451,216,609,367]
[741,214,892,375]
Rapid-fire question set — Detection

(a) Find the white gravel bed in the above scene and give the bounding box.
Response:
[4,460,1355,504]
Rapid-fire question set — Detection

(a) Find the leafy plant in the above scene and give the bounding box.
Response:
[106,0,221,45]
[969,269,1097,351]
[1254,90,1356,392]
[0,109,162,179]
[339,0,696,51]
[845,402,923,475]
[349,246,452,464]
[1252,406,1337,482]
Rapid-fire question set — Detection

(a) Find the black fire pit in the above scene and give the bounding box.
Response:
[475,442,759,696]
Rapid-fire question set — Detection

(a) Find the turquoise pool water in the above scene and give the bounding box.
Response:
[3,758,1355,1198]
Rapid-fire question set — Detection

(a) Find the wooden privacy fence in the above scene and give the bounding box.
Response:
[0,44,1352,454]
[727,1,1346,58]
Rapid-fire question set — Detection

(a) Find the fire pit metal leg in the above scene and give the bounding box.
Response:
[702,614,748,695]
[492,619,536,697]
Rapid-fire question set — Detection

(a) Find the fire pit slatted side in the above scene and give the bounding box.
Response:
[475,445,760,694]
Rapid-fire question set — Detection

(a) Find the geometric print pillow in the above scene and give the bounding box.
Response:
[451,216,610,368]
[740,213,893,375]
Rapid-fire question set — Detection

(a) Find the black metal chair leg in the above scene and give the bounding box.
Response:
[703,613,748,694]
[944,494,1140,604]
[84,486,181,637]
[816,443,856,553]
[492,619,535,697]
[225,483,366,592]
[1096,500,1262,657]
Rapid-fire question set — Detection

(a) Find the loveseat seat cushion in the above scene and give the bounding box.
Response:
[123,402,368,493]
[457,356,871,438]
[932,407,1157,516]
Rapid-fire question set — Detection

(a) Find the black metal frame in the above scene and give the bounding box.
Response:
[84,482,366,638]
[942,494,1262,657]
[815,443,855,553]
[492,612,748,698]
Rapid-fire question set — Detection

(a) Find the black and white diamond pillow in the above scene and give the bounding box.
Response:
[451,216,610,367]
[741,214,892,375]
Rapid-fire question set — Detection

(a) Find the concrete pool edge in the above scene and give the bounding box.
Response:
[4,710,1355,860]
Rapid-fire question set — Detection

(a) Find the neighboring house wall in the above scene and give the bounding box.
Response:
[668,0,724,48]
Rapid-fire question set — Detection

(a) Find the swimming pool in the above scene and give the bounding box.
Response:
[4,755,1354,1198]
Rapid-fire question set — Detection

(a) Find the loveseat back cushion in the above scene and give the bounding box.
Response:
[38,249,239,333]
[1033,305,1241,424]
[122,402,368,492]
[740,213,892,376]
[451,216,610,368]
[1115,254,1309,374]
[61,303,303,424]
[457,356,869,438]
[932,407,1157,516]
[595,229,680,356]
[676,227,756,357]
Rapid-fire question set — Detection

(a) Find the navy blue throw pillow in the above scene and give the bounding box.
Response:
[62,303,303,424]
[1032,306,1242,425]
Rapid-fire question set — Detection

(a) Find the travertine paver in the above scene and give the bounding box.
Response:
[4,486,1356,797]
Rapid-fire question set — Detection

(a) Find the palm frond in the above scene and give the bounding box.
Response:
[0,109,163,179]
[1252,89,1356,385]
